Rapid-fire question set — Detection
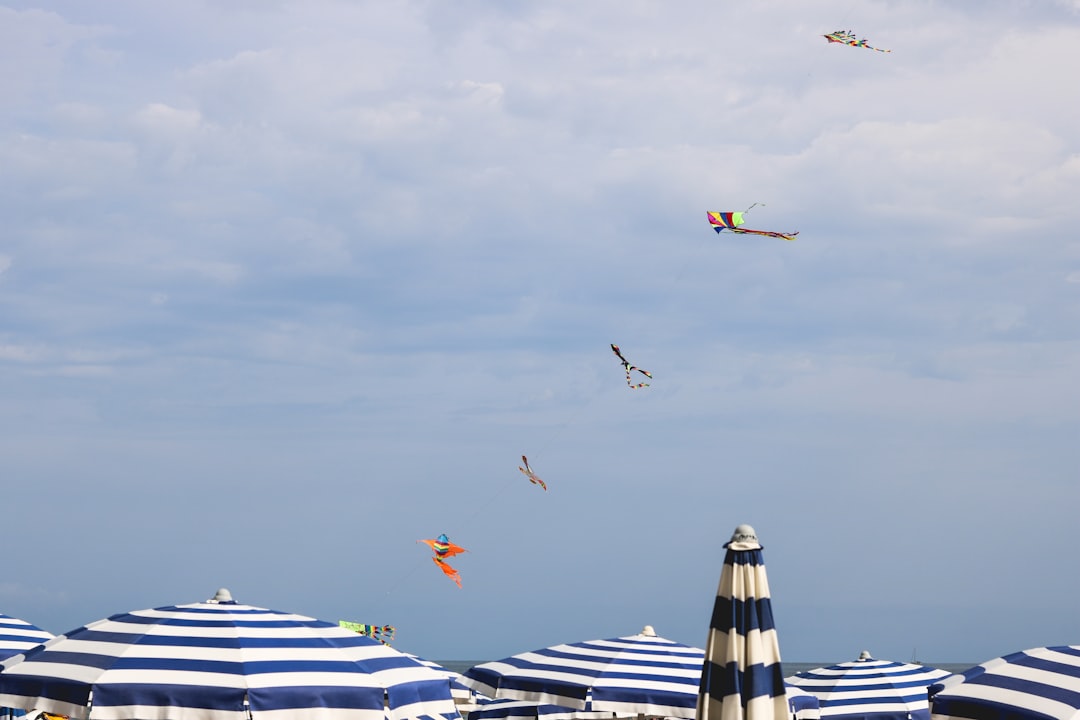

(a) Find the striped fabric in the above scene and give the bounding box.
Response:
[929,646,1080,720]
[406,654,479,703]
[461,627,705,717]
[786,684,821,720]
[0,593,460,720]
[697,525,787,720]
[0,614,53,663]
[787,654,952,720]
[467,698,612,720]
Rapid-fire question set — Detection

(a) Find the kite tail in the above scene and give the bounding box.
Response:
[625,368,652,389]
[733,227,799,241]
[434,557,463,588]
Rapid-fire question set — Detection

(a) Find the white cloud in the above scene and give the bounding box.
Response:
[134,103,203,137]
[0,344,41,362]
[2,0,1079,661]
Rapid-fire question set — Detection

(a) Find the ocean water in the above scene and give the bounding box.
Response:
[437,660,978,676]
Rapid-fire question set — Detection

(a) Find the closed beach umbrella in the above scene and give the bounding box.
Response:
[0,614,53,662]
[929,645,1080,720]
[787,651,951,720]
[696,524,787,720]
[0,589,460,720]
[461,625,705,717]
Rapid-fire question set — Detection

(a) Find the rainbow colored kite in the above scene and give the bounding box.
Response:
[419,533,467,588]
[823,29,891,53]
[339,621,396,645]
[707,211,798,241]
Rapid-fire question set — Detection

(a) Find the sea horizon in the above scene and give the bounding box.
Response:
[435,660,979,676]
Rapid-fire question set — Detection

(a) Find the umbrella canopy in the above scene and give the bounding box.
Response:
[929,645,1080,720]
[466,698,611,720]
[461,625,705,717]
[405,654,480,705]
[0,614,52,720]
[785,684,820,720]
[0,589,460,720]
[0,614,52,664]
[696,524,787,720]
[787,651,952,720]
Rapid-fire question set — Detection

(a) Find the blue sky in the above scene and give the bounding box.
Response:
[2,0,1078,666]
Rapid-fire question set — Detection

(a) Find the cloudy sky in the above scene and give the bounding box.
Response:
[2,0,1078,665]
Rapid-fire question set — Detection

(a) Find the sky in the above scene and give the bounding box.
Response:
[2,0,1079,667]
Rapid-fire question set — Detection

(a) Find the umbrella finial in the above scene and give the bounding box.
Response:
[726,524,762,550]
[858,650,873,661]
[641,625,656,636]
[209,588,235,604]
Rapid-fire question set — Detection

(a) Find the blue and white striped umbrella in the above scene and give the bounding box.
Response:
[787,652,952,720]
[929,646,1080,720]
[0,614,52,664]
[785,684,820,720]
[406,654,481,705]
[461,626,705,717]
[0,589,460,720]
[466,698,612,720]
[697,524,787,720]
[1,617,53,720]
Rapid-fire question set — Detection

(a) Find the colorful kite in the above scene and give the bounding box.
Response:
[418,533,466,588]
[707,211,798,241]
[339,621,396,645]
[823,29,891,53]
[518,455,547,491]
[611,343,652,389]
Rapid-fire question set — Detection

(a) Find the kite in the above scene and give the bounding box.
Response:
[707,209,799,241]
[823,29,891,53]
[339,621,396,645]
[518,455,547,491]
[418,533,466,588]
[611,343,652,389]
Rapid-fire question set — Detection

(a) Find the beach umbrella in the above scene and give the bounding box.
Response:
[928,645,1080,720]
[461,625,705,717]
[787,651,952,720]
[1,614,53,720]
[696,524,787,720]
[785,684,820,720]
[0,614,52,663]
[465,698,612,720]
[0,588,460,720]
[405,653,482,705]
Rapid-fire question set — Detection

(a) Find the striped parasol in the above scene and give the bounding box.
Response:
[466,698,612,720]
[697,524,788,720]
[787,652,952,720]
[785,684,820,720]
[0,614,52,663]
[461,625,705,717]
[0,589,460,720]
[405,653,483,705]
[1,615,53,720]
[929,646,1080,720]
